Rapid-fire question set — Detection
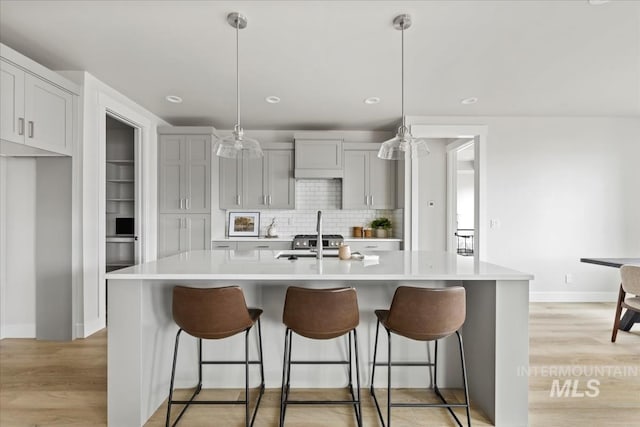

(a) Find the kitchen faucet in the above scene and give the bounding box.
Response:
[316,210,323,260]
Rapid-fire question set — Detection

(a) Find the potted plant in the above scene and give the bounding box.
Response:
[370,217,392,238]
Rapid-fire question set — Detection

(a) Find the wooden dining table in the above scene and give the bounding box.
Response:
[580,257,640,331]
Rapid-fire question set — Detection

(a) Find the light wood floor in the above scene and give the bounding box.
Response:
[1,303,638,426]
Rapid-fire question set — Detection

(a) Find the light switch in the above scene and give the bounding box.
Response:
[490,219,501,229]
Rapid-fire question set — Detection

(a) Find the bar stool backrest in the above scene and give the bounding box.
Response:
[172,286,253,339]
[386,286,466,341]
[283,287,359,339]
[621,265,640,295]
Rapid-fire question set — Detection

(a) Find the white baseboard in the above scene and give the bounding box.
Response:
[80,318,104,338]
[1,323,36,339]
[530,291,618,303]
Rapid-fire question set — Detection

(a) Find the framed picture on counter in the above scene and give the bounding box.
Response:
[228,212,260,237]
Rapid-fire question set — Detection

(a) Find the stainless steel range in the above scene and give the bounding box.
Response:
[292,234,344,250]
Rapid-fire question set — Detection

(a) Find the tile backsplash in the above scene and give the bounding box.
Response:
[225,179,403,238]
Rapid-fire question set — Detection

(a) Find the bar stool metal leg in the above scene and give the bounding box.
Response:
[353,329,363,427]
[457,331,472,427]
[387,329,392,427]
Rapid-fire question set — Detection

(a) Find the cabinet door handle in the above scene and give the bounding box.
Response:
[364,195,368,205]
[268,195,272,205]
[18,118,25,135]
[370,195,374,206]
[262,195,266,205]
[186,198,190,210]
[179,198,184,209]
[257,245,269,248]
[236,195,241,205]
[366,245,378,248]
[28,121,34,138]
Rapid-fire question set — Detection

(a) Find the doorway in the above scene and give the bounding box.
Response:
[404,124,486,260]
[105,115,140,273]
[447,140,475,256]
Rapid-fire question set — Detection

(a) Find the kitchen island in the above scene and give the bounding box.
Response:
[106,250,532,427]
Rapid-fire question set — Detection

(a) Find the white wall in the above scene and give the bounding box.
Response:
[0,158,37,337]
[457,172,474,230]
[408,116,640,301]
[60,71,169,337]
[416,139,448,251]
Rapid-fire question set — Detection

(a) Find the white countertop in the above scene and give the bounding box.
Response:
[106,250,533,281]
[212,237,403,242]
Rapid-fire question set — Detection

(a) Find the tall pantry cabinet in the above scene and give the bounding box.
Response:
[157,127,213,258]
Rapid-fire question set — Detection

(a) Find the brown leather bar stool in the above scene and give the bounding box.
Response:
[166,286,265,427]
[370,286,471,427]
[280,286,362,427]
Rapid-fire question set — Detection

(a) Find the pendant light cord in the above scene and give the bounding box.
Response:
[401,23,405,129]
[236,22,240,129]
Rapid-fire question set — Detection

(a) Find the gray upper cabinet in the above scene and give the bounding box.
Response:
[343,145,396,209]
[158,130,211,214]
[263,148,295,208]
[219,143,294,209]
[1,60,25,144]
[1,58,74,155]
[294,138,343,178]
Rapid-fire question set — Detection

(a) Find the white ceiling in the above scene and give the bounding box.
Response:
[1,0,639,131]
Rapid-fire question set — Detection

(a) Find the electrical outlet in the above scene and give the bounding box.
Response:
[565,274,573,284]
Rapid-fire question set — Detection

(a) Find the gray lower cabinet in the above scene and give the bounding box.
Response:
[158,129,212,214]
[211,240,237,250]
[219,143,294,209]
[343,148,396,209]
[211,241,291,251]
[158,214,211,258]
[347,240,402,251]
[236,241,291,251]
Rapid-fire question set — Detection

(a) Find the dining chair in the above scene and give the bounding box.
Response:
[611,265,640,342]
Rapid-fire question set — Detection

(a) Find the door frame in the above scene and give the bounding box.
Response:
[97,93,151,328]
[404,124,487,261]
[446,139,475,254]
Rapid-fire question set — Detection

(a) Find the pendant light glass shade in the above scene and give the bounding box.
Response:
[215,125,263,159]
[215,12,263,159]
[378,14,429,161]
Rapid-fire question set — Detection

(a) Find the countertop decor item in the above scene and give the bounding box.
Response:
[214,12,263,159]
[228,211,260,237]
[266,218,278,237]
[371,217,392,238]
[378,14,430,160]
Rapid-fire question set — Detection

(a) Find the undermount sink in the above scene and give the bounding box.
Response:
[275,249,340,259]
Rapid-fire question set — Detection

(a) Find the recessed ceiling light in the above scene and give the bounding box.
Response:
[165,95,183,104]
[364,97,381,105]
[461,97,478,105]
[589,0,611,5]
[265,96,281,104]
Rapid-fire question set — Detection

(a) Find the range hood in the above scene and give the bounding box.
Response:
[294,138,344,179]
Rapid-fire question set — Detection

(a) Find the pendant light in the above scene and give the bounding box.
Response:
[378,14,430,161]
[215,12,263,159]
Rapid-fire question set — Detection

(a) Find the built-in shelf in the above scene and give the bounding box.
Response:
[106,236,136,243]
[105,116,137,276]
[106,159,134,164]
